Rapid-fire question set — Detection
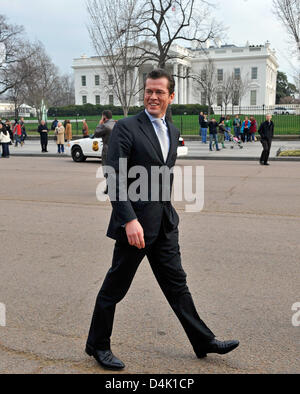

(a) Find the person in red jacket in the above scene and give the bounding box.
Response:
[13,120,22,147]
[249,116,257,142]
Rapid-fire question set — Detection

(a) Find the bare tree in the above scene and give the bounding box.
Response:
[16,43,61,121]
[0,14,37,95]
[131,0,223,68]
[231,73,250,113]
[87,0,143,116]
[190,58,217,116]
[273,0,300,56]
[220,72,235,115]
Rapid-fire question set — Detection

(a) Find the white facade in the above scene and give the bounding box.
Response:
[72,41,278,108]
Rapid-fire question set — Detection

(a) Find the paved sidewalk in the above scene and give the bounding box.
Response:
[6,139,300,161]
[0,157,299,374]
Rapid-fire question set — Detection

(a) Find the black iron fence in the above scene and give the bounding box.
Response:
[174,106,300,136]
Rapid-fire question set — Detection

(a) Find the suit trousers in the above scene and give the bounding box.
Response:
[87,216,215,354]
[260,139,272,164]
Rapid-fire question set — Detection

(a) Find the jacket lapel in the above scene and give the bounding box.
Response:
[137,111,165,163]
[166,120,178,165]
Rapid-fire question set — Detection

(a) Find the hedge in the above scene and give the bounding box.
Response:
[47,104,212,117]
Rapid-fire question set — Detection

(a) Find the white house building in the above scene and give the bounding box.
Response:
[72,41,278,109]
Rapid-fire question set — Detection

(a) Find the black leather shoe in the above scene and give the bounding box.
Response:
[259,161,264,165]
[196,339,239,358]
[264,163,270,166]
[85,344,125,370]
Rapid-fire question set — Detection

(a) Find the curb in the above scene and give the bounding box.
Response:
[9,153,300,162]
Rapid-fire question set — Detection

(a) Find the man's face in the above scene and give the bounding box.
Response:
[266,115,272,122]
[144,77,175,118]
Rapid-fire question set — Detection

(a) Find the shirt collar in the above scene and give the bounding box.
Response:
[145,109,166,124]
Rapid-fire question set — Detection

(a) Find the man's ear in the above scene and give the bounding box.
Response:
[169,92,175,103]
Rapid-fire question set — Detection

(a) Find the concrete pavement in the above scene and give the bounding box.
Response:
[0,157,299,374]
[6,139,300,161]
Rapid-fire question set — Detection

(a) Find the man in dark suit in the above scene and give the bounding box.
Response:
[86,69,239,370]
[258,114,274,166]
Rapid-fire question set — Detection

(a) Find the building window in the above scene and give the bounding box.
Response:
[108,75,114,85]
[250,90,257,106]
[251,67,258,80]
[201,91,207,105]
[201,69,207,82]
[81,76,86,87]
[234,68,241,80]
[217,92,223,106]
[95,75,100,86]
[95,95,100,105]
[109,95,114,105]
[82,95,87,105]
[217,69,223,82]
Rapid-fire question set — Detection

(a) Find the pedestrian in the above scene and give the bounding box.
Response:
[208,117,220,151]
[85,68,239,371]
[13,119,22,147]
[37,120,49,153]
[258,114,274,166]
[51,118,58,131]
[218,120,226,149]
[55,122,65,154]
[0,123,11,158]
[19,117,27,146]
[225,115,232,141]
[199,113,208,144]
[94,110,116,194]
[233,115,241,139]
[65,120,73,142]
[82,119,89,138]
[249,116,257,142]
[5,119,13,143]
[241,116,251,143]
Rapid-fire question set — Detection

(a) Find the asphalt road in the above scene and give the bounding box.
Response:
[0,157,299,374]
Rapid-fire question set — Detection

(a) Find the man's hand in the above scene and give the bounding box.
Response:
[125,220,145,249]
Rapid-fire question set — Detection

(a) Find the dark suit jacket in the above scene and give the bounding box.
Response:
[105,110,180,245]
[94,119,116,165]
[258,121,274,140]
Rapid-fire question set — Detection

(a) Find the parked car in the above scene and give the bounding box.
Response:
[67,135,188,162]
[273,107,296,115]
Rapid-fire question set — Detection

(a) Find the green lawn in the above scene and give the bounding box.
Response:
[25,114,300,136]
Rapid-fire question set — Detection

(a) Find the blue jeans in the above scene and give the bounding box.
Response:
[58,144,64,153]
[225,127,231,141]
[14,135,21,146]
[200,128,207,143]
[234,127,240,138]
[209,134,219,150]
[1,143,10,157]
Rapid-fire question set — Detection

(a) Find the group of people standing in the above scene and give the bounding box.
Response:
[199,113,258,150]
[37,118,73,153]
[0,117,27,158]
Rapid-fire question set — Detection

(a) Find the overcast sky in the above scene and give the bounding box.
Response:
[1,0,298,81]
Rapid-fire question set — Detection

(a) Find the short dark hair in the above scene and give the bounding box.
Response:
[144,69,175,95]
[102,110,112,119]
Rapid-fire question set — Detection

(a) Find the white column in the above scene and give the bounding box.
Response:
[179,65,184,104]
[133,67,139,106]
[183,66,187,104]
[173,63,179,104]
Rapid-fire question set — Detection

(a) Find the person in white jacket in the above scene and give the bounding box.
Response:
[0,123,11,158]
